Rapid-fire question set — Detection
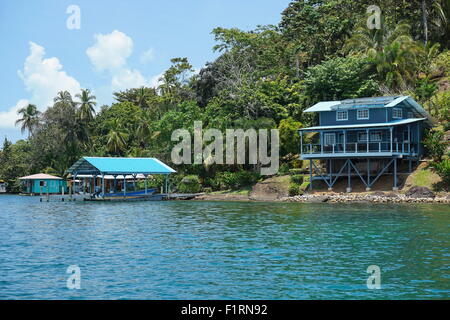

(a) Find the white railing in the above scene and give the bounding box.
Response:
[302,142,417,155]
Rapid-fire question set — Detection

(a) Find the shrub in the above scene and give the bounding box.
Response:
[178,175,201,193]
[203,187,212,193]
[289,168,303,175]
[290,174,304,184]
[278,163,290,175]
[215,170,260,190]
[423,129,447,162]
[291,159,303,168]
[288,183,300,196]
[432,159,450,188]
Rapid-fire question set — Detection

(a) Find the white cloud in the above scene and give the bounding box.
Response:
[18,42,81,109]
[140,48,155,64]
[112,69,148,91]
[149,72,164,88]
[0,99,29,129]
[0,42,81,130]
[86,30,133,72]
[87,30,162,92]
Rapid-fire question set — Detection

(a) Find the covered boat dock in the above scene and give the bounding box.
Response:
[66,157,176,201]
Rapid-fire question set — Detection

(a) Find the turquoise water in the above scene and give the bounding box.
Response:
[0,194,448,299]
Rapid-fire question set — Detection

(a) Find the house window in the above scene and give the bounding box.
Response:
[408,112,413,118]
[357,109,369,120]
[336,110,348,121]
[393,108,402,119]
[324,133,336,145]
[370,131,382,142]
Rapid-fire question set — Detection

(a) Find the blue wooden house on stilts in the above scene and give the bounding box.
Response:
[299,96,434,192]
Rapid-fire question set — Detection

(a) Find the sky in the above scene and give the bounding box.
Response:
[0,0,292,141]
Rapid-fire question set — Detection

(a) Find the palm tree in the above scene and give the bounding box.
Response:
[345,20,422,90]
[135,87,150,109]
[15,104,40,137]
[75,89,97,122]
[345,20,416,57]
[106,120,128,155]
[54,91,73,105]
[136,119,151,145]
[431,0,450,47]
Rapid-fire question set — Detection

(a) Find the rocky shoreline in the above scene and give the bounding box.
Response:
[279,192,450,204]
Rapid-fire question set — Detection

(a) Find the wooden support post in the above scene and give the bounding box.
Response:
[343,130,346,153]
[366,159,371,191]
[300,131,303,155]
[123,176,126,198]
[320,132,323,154]
[328,159,333,191]
[346,159,352,193]
[366,128,369,152]
[101,174,105,198]
[144,175,148,194]
[390,127,393,153]
[408,125,411,153]
[309,159,313,191]
[164,175,168,194]
[417,122,420,157]
[393,158,398,191]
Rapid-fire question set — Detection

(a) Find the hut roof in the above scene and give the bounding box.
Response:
[18,173,63,180]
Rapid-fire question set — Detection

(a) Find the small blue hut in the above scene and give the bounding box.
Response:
[19,173,68,195]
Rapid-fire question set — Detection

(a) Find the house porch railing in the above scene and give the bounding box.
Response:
[302,142,418,155]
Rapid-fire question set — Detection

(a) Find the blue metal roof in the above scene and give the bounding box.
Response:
[304,96,398,112]
[303,96,434,126]
[299,118,426,131]
[67,157,176,175]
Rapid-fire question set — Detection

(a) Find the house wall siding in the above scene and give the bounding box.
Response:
[320,108,387,126]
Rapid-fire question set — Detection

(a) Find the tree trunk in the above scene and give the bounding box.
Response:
[422,0,429,44]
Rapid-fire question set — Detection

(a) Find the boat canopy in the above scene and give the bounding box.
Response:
[67,157,176,176]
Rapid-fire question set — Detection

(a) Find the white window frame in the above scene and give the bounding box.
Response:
[370,131,382,142]
[357,109,369,120]
[336,110,348,121]
[392,108,402,119]
[324,133,336,146]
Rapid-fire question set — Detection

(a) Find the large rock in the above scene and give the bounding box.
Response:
[405,186,435,198]
[306,196,330,203]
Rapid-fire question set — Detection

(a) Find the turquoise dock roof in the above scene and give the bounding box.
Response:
[67,157,176,175]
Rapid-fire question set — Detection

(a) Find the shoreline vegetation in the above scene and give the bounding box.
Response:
[1,1,449,194]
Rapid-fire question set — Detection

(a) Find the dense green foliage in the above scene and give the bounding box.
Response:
[178,175,201,193]
[1,0,449,191]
